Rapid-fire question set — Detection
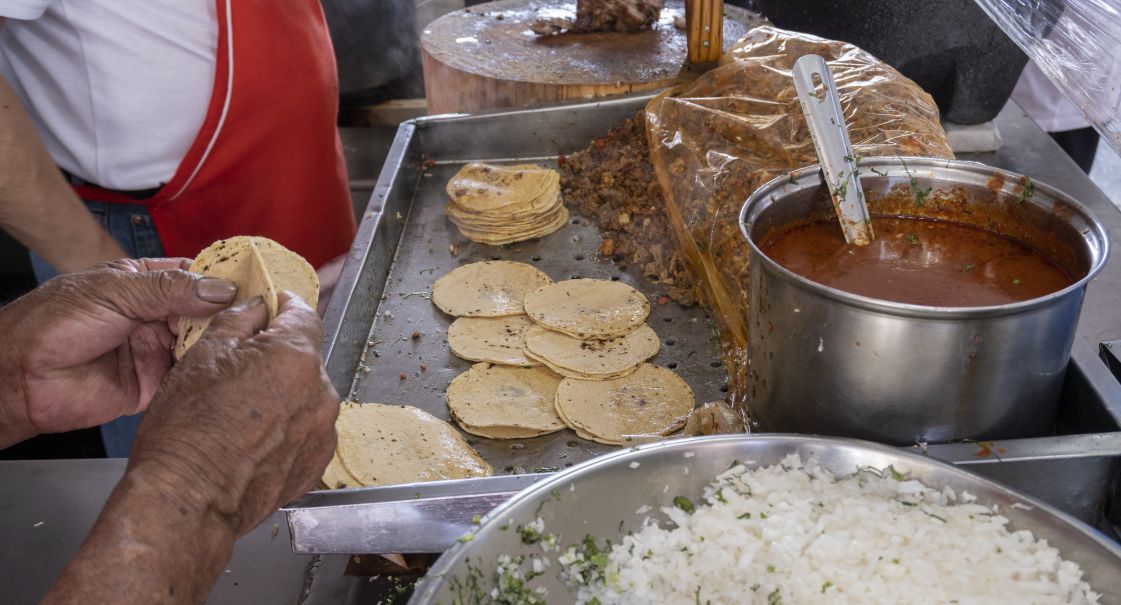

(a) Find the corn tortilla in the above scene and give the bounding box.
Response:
[448,315,540,366]
[446,363,566,439]
[334,402,492,486]
[446,162,556,213]
[175,236,318,359]
[554,364,695,445]
[524,278,651,339]
[524,324,660,377]
[431,261,552,317]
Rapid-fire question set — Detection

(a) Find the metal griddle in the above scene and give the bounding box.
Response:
[288,97,727,553]
[285,96,1121,556]
[343,162,724,473]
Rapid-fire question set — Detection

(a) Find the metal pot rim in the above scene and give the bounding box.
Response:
[738,156,1111,318]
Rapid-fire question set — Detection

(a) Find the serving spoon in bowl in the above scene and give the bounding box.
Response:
[792,53,874,245]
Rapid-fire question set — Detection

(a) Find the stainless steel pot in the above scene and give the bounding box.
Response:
[738,157,1109,445]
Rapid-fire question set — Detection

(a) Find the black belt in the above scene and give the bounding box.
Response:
[62,170,163,201]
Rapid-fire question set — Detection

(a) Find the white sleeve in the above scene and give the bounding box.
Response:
[0,0,57,20]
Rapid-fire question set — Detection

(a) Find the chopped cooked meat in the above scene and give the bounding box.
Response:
[559,112,698,306]
[575,0,663,32]
[533,0,663,35]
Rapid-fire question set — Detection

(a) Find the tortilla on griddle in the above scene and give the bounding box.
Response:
[446,162,555,213]
[448,315,540,366]
[431,261,552,317]
[524,350,640,381]
[175,236,318,358]
[321,448,360,490]
[446,363,566,439]
[524,324,660,378]
[554,363,695,445]
[523,278,650,339]
[334,402,492,486]
[445,163,568,245]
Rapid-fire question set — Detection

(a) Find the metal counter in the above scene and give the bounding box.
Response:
[1,101,1120,604]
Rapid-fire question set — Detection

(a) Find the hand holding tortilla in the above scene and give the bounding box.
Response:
[134,292,339,535]
[0,258,237,447]
[175,236,319,358]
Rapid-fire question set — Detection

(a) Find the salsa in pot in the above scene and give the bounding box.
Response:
[758,216,1074,306]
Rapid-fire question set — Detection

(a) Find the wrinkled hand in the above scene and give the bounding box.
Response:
[0,258,238,446]
[129,292,340,536]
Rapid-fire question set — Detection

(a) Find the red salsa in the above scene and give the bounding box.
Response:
[758,216,1074,306]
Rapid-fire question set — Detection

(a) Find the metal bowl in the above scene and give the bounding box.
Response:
[410,434,1121,603]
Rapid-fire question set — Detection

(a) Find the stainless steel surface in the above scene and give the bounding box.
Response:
[792,54,873,245]
[0,459,324,605]
[286,337,1121,554]
[316,96,726,492]
[286,474,549,554]
[410,435,1121,604]
[740,157,1110,445]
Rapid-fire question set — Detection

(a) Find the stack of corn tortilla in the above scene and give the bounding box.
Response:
[444,162,568,245]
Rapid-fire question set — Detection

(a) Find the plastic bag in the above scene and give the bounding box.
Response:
[644,26,954,406]
[974,0,1121,154]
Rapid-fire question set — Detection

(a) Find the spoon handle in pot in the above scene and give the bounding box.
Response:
[792,54,874,245]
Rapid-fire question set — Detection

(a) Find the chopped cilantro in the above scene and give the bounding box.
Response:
[1018,177,1034,202]
[673,496,695,513]
[822,580,834,593]
[738,512,752,519]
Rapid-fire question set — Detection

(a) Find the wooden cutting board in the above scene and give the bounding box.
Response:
[421,0,764,115]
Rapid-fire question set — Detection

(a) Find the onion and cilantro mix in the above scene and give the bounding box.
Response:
[450,454,1100,604]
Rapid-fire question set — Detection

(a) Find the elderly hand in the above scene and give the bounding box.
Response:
[0,258,238,447]
[41,292,340,604]
[129,291,340,536]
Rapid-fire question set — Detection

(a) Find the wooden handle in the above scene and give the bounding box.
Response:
[685,0,724,63]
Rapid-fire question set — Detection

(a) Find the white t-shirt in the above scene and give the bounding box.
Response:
[1011,61,1091,134]
[0,0,217,190]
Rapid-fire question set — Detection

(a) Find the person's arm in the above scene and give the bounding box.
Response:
[41,294,339,604]
[39,465,237,603]
[0,17,127,271]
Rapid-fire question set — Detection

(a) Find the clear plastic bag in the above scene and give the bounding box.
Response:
[644,26,954,403]
[974,0,1121,154]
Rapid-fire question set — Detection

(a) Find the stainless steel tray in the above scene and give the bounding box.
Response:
[325,101,726,476]
[287,96,1121,556]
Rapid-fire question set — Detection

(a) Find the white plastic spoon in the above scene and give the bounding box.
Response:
[792,54,874,245]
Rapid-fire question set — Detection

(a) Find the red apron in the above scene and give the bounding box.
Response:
[74,0,356,269]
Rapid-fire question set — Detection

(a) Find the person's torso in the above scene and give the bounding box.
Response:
[0,0,217,190]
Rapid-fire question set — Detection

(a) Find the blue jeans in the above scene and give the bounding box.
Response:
[31,201,166,458]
